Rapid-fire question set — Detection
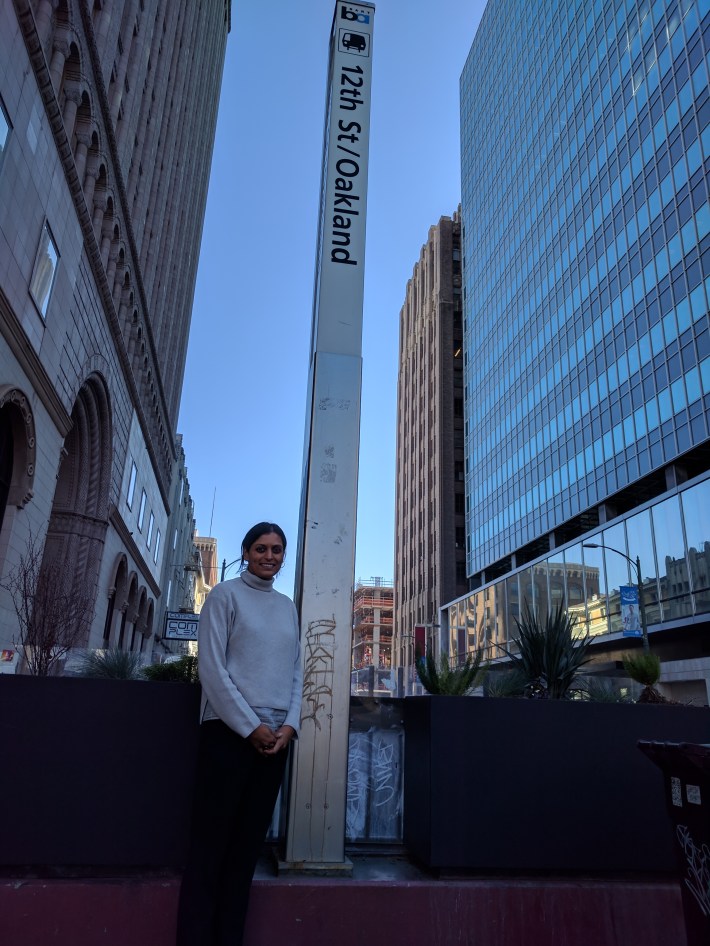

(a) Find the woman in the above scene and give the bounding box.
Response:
[176,522,303,946]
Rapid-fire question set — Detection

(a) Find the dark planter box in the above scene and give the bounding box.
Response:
[0,675,201,868]
[403,695,710,872]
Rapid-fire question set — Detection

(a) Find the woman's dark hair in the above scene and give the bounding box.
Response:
[240,522,287,569]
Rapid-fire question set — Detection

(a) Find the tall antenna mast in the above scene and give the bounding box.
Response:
[208,487,216,537]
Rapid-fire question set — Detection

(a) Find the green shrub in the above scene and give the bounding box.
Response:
[415,647,488,695]
[622,652,661,687]
[142,655,198,683]
[622,652,667,703]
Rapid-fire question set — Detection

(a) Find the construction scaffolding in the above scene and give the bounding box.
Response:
[351,578,394,673]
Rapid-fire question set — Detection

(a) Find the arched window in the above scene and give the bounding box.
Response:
[0,387,36,526]
[103,554,128,647]
[42,374,111,648]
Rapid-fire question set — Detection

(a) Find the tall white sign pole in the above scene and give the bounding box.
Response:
[285,1,375,869]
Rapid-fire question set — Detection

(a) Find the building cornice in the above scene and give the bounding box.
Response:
[76,1,174,454]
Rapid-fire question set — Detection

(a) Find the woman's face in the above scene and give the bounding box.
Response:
[243,532,285,580]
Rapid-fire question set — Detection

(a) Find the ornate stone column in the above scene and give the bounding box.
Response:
[127,320,141,361]
[105,243,119,288]
[124,308,137,351]
[100,219,113,269]
[83,153,99,211]
[74,131,90,182]
[62,83,82,140]
[92,192,107,243]
[49,35,70,94]
[117,286,131,332]
[112,603,128,649]
[112,258,126,309]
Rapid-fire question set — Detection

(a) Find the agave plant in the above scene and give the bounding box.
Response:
[501,602,591,699]
[622,652,666,703]
[484,668,527,698]
[78,647,144,680]
[579,676,631,703]
[415,646,488,695]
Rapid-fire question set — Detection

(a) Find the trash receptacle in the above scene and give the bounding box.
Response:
[638,741,710,946]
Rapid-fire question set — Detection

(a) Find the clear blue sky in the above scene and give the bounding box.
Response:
[178,0,487,593]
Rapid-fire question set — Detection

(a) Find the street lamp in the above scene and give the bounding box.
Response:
[220,557,241,582]
[582,543,650,653]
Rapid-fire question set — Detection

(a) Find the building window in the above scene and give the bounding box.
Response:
[137,490,147,531]
[0,96,11,172]
[29,222,59,318]
[147,511,154,547]
[153,529,161,564]
[126,461,137,509]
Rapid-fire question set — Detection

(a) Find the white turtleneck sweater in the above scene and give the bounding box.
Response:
[198,570,303,738]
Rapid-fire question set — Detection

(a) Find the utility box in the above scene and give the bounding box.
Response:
[638,741,710,946]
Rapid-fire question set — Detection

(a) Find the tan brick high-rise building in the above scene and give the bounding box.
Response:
[0,1,229,661]
[194,534,219,598]
[394,211,467,680]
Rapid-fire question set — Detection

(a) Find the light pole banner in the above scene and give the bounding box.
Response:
[620,586,642,637]
[414,623,426,657]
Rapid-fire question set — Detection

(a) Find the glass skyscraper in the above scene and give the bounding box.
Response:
[453,0,710,698]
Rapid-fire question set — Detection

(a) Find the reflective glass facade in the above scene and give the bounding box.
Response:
[460,0,710,578]
[447,474,710,657]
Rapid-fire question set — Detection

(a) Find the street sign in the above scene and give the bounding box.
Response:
[163,611,199,641]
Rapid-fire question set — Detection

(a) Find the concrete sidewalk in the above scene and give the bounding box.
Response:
[0,855,688,946]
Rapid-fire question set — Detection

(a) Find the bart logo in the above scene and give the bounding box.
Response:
[341,5,370,24]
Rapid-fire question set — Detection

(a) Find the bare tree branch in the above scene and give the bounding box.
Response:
[2,533,94,676]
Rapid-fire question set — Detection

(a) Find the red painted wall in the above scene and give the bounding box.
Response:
[0,874,687,946]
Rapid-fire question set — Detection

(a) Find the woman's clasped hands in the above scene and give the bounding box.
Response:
[248,723,295,756]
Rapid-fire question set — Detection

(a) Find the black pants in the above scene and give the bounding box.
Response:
[176,720,287,946]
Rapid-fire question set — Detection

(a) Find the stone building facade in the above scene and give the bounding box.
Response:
[394,212,468,678]
[154,433,199,656]
[0,1,229,662]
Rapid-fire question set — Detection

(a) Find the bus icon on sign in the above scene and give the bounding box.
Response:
[340,30,368,55]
